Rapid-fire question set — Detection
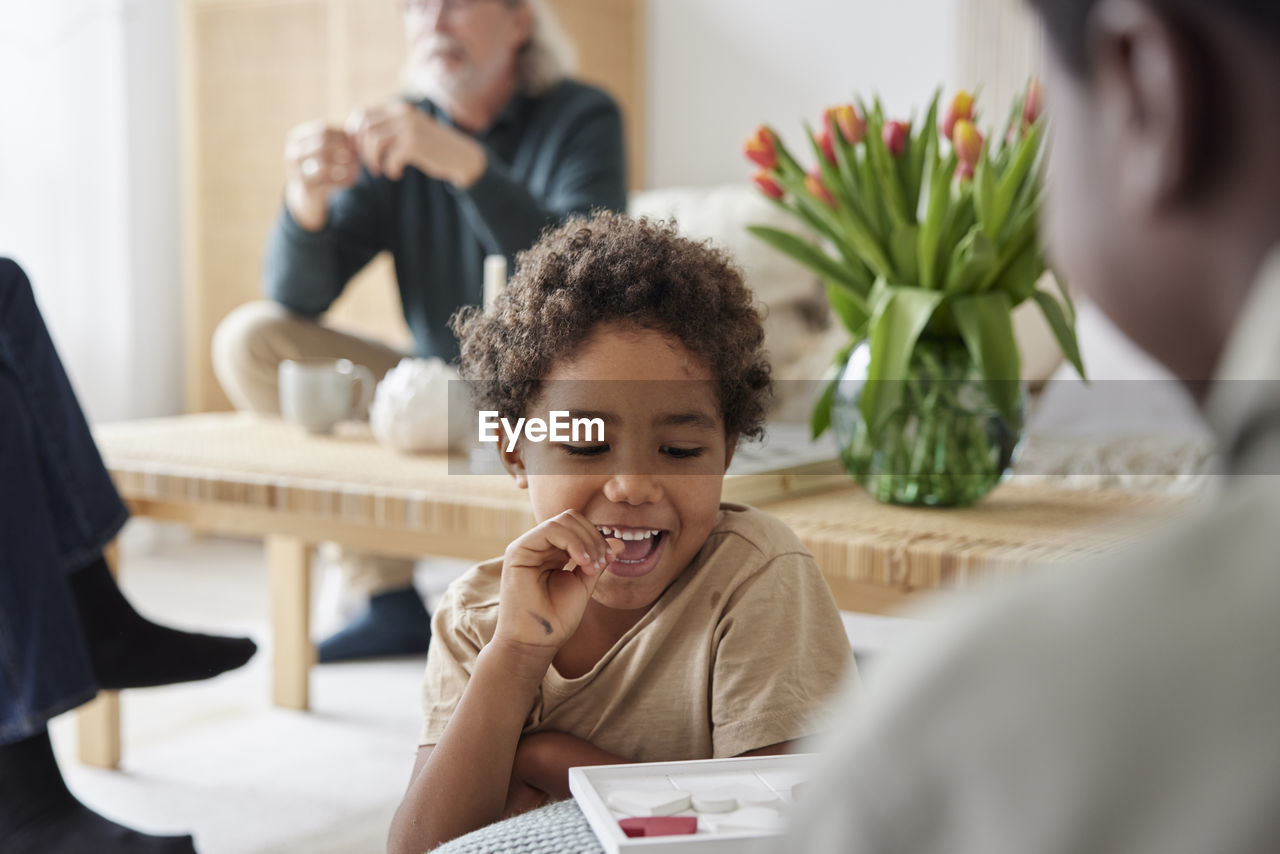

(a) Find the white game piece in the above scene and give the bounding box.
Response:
[689,790,738,813]
[606,789,692,817]
[727,785,781,807]
[705,806,786,834]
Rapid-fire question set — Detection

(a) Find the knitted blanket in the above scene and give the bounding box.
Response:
[432,799,604,854]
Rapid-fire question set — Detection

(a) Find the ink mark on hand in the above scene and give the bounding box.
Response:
[528,610,553,635]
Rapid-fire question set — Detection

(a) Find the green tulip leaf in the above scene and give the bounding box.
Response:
[977,211,1043,298]
[974,143,998,238]
[919,150,957,289]
[859,284,945,434]
[865,114,910,228]
[889,224,920,285]
[952,291,1023,427]
[995,240,1045,306]
[1032,289,1087,379]
[1049,270,1077,327]
[944,228,997,295]
[906,91,940,219]
[811,340,857,439]
[746,225,868,296]
[990,120,1044,240]
[825,279,870,337]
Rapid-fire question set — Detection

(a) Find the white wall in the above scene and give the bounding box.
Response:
[0,0,180,424]
[644,0,957,188]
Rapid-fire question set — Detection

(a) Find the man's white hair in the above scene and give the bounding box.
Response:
[513,0,577,95]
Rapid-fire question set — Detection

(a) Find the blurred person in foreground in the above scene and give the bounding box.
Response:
[0,259,257,853]
[212,0,626,664]
[787,0,1280,851]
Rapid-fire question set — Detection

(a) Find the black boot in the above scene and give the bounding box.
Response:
[69,556,257,690]
[0,730,197,853]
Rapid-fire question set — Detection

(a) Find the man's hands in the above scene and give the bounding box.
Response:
[494,510,622,666]
[283,121,359,231]
[345,102,487,185]
[282,102,488,231]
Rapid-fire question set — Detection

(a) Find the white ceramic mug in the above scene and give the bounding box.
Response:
[278,358,375,435]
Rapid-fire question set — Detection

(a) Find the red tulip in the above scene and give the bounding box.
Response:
[817,127,837,166]
[825,104,865,145]
[805,170,837,209]
[1022,78,1043,129]
[753,171,785,200]
[941,90,975,140]
[744,126,779,171]
[882,120,909,157]
[953,119,983,167]
[955,160,975,181]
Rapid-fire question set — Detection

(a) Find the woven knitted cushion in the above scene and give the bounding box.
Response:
[431,799,604,854]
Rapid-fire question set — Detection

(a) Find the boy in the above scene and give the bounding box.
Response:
[388,212,854,852]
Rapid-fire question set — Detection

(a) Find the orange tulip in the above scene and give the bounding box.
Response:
[817,127,837,166]
[953,119,983,167]
[825,104,865,145]
[805,170,837,209]
[743,126,779,171]
[941,90,975,140]
[753,171,785,200]
[882,120,909,157]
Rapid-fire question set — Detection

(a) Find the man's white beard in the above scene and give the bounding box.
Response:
[405,40,482,107]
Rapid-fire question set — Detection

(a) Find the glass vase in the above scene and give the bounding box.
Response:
[831,338,1024,507]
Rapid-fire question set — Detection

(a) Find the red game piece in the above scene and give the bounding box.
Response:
[619,816,698,837]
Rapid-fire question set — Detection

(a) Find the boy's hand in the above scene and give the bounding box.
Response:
[495,510,621,658]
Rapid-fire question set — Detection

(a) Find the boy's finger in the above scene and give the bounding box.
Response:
[530,520,592,573]
[560,511,610,569]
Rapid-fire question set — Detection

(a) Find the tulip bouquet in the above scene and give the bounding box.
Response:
[745,84,1085,504]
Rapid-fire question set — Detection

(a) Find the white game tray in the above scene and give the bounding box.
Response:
[569,754,818,853]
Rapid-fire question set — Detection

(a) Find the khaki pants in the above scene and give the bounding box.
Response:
[212,301,415,596]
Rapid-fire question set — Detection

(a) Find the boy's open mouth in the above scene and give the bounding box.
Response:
[595,526,667,577]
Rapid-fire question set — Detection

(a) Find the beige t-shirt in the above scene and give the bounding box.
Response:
[419,503,854,760]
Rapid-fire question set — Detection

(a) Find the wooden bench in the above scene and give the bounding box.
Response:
[77,412,1181,768]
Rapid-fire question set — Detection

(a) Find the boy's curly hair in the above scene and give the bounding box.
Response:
[451,211,772,440]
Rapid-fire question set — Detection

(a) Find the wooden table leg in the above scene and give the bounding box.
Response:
[267,536,312,710]
[78,541,121,768]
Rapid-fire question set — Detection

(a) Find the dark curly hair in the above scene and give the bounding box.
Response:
[451,211,771,440]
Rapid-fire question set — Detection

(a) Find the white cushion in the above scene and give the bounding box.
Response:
[627,185,824,308]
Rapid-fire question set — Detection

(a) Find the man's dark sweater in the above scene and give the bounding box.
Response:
[262,80,627,363]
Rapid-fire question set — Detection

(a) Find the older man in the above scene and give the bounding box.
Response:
[213,0,626,662]
[786,0,1280,851]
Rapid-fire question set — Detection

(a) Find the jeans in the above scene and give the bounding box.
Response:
[0,258,128,743]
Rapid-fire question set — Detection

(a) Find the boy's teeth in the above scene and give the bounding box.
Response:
[597,526,659,541]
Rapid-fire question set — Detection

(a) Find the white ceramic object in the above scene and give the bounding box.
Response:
[369,357,463,454]
[702,806,785,834]
[606,790,692,817]
[279,358,374,435]
[688,790,738,813]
